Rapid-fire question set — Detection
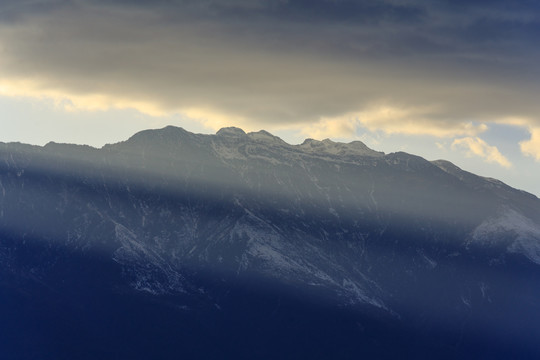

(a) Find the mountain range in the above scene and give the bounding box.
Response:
[1,126,539,359]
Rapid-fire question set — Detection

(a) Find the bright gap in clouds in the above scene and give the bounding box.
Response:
[1,93,539,198]
[0,96,212,147]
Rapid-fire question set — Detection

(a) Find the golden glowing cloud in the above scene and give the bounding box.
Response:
[520,128,540,161]
[302,106,488,140]
[495,117,540,162]
[0,78,168,116]
[451,137,512,168]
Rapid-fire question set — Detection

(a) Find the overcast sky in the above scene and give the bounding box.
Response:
[0,0,539,195]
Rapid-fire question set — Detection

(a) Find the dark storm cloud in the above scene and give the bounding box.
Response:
[1,0,539,141]
[0,0,70,21]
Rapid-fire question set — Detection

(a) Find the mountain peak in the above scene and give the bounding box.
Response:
[124,125,189,142]
[216,127,246,137]
[247,130,287,145]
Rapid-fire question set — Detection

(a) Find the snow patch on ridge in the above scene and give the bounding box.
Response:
[298,138,383,158]
[113,223,186,294]
[472,208,540,264]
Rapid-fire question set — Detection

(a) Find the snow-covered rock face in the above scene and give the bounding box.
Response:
[228,212,386,308]
[211,127,385,163]
[113,223,187,295]
[298,138,384,158]
[472,208,540,264]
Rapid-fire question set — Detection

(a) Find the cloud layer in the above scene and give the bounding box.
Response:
[0,0,539,159]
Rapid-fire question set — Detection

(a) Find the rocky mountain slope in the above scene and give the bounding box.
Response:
[1,126,539,359]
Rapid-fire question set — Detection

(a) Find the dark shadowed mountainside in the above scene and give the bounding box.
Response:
[1,126,539,359]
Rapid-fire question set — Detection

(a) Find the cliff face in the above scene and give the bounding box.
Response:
[1,126,539,359]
